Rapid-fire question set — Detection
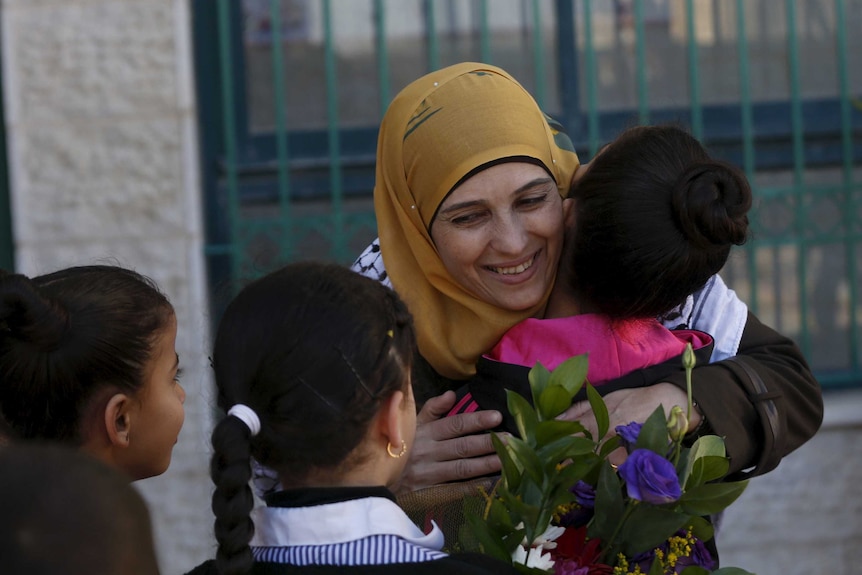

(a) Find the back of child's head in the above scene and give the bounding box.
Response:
[209,261,416,575]
[0,265,174,443]
[565,125,752,319]
[0,443,160,575]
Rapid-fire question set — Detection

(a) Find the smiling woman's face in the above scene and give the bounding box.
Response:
[430,161,567,312]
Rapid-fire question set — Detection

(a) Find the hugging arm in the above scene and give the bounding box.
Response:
[663,311,823,479]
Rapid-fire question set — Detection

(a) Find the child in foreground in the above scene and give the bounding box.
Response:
[0,444,161,575]
[187,261,519,575]
[0,265,186,480]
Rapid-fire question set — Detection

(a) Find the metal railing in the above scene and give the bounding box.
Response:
[194,0,862,386]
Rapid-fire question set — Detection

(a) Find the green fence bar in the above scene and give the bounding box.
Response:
[269,0,293,261]
[478,0,491,64]
[835,0,859,371]
[685,0,703,140]
[216,0,242,279]
[425,0,439,72]
[785,0,810,357]
[634,0,650,124]
[736,0,759,314]
[323,0,346,259]
[582,0,599,157]
[374,0,390,116]
[531,0,546,110]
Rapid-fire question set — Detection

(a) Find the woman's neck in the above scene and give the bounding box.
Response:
[543,280,582,319]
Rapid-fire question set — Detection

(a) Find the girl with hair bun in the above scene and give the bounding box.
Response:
[453,126,755,437]
[187,261,519,575]
[0,265,185,480]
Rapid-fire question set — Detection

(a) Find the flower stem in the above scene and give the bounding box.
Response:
[599,501,638,563]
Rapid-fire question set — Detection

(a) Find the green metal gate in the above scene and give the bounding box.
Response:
[193,0,862,387]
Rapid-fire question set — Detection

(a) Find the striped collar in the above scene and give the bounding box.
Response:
[250,492,445,551]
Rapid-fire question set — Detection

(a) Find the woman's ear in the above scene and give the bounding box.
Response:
[563,197,576,227]
[104,393,132,448]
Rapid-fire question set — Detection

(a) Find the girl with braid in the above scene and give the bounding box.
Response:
[186,262,519,575]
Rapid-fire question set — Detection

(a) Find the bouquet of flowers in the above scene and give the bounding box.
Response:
[461,345,754,575]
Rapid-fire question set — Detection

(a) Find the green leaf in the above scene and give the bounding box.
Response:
[586,382,610,440]
[588,461,625,542]
[709,568,757,575]
[492,433,522,492]
[680,435,726,487]
[635,405,672,455]
[648,555,666,575]
[548,354,589,398]
[619,506,691,556]
[504,436,545,486]
[687,514,714,543]
[685,455,731,490]
[537,435,596,469]
[535,419,587,446]
[678,567,710,575]
[528,361,552,407]
[464,512,512,562]
[598,435,622,459]
[507,390,538,443]
[678,481,749,515]
[536,384,572,421]
[689,435,727,460]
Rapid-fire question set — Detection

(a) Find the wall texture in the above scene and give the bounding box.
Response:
[1,1,214,573]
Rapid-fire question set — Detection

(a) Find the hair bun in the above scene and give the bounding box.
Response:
[672,161,753,249]
[0,273,69,352]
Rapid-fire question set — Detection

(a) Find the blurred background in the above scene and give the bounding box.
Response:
[1,1,860,574]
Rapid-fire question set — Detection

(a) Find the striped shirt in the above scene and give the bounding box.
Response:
[249,489,447,567]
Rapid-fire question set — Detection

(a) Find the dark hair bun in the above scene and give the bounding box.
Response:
[0,272,68,353]
[672,162,752,249]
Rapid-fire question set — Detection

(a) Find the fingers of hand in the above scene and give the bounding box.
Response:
[423,410,502,441]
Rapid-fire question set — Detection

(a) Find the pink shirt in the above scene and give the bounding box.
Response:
[486,314,712,385]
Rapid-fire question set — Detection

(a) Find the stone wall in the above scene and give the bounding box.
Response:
[1,1,214,573]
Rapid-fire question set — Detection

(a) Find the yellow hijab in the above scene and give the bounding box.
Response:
[375,63,580,379]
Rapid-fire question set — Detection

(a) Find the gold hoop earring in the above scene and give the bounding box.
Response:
[386,440,407,458]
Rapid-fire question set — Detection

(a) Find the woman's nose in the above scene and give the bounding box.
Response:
[491,214,529,255]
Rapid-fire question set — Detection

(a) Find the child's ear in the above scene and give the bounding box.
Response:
[379,390,407,449]
[104,393,132,448]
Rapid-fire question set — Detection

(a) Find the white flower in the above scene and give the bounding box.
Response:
[517,522,566,550]
[535,524,566,549]
[512,543,556,571]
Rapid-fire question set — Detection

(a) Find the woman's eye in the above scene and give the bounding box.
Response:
[450,212,488,226]
[517,193,548,208]
[174,368,184,383]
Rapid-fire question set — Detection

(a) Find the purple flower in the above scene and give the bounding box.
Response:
[617,449,681,505]
[615,422,643,452]
[675,537,715,571]
[571,481,595,509]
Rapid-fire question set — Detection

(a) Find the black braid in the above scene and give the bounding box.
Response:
[211,417,255,575]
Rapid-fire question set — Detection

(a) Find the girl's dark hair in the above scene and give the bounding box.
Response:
[209,261,416,575]
[566,125,752,319]
[0,265,174,443]
[0,444,159,575]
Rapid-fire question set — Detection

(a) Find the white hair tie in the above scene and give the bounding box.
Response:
[227,404,261,437]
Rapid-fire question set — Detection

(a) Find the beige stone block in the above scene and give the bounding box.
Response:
[4,0,177,122]
[13,118,188,243]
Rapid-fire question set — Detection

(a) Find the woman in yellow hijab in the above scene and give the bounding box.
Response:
[372,62,579,382]
[354,62,821,496]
